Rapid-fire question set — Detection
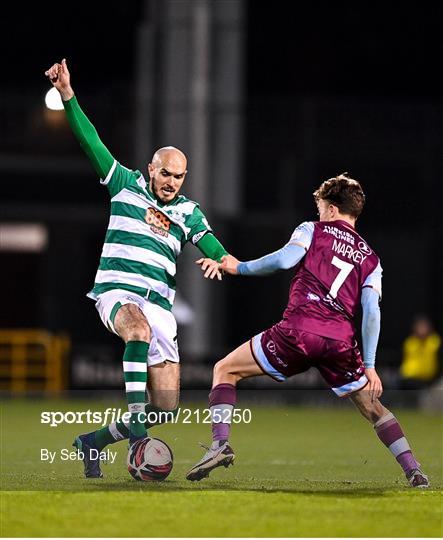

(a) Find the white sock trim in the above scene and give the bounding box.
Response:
[109,422,126,441]
[388,437,410,457]
[210,404,234,424]
[125,381,146,392]
[374,411,395,428]
[123,361,147,372]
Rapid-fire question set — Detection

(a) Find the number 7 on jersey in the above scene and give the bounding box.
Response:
[329,256,354,298]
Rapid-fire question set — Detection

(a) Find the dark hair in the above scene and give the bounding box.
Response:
[313,173,365,218]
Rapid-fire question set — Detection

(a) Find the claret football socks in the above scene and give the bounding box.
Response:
[186,383,237,481]
[209,383,236,443]
[374,411,429,487]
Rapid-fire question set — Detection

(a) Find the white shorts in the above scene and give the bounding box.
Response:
[95,289,179,366]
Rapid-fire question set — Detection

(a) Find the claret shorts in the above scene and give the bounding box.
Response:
[250,321,368,397]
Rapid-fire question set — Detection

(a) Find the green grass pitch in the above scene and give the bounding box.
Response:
[1,398,442,537]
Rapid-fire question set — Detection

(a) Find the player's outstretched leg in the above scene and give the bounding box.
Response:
[73,363,180,478]
[186,341,263,481]
[350,390,429,488]
[72,356,150,480]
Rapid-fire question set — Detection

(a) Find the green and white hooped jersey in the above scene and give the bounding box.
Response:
[87,160,212,311]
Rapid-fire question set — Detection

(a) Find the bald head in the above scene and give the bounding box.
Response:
[151,146,187,172]
[148,146,188,203]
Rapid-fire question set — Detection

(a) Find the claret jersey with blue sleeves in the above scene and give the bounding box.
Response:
[283,220,382,341]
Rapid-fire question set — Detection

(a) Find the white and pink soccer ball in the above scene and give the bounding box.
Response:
[127,437,173,481]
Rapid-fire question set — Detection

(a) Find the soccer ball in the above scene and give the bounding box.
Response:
[127,437,173,481]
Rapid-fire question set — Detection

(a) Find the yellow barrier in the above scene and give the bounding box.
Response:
[0,329,70,393]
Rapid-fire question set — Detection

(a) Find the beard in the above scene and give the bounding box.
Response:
[150,178,176,202]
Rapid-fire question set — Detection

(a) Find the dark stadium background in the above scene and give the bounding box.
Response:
[1,1,442,392]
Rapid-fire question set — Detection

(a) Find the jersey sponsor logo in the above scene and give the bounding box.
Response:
[323,294,345,312]
[358,241,372,255]
[323,225,355,245]
[145,207,171,237]
[332,239,368,265]
[266,341,288,368]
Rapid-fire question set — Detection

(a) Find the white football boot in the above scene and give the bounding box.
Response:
[406,468,430,488]
[186,441,235,481]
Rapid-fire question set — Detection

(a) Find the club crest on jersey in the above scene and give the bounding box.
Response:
[167,209,186,223]
[145,207,171,237]
[267,341,276,354]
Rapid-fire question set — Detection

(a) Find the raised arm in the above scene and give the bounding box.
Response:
[45,59,114,179]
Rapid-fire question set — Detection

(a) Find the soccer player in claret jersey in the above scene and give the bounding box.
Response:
[188,174,429,488]
[45,59,227,478]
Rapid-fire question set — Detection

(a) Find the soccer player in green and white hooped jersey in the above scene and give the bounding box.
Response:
[45,59,228,478]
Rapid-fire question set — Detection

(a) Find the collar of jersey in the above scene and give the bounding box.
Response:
[331,219,355,231]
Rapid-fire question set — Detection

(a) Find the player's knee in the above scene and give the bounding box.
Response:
[126,324,151,342]
[213,358,232,378]
[213,357,242,385]
[115,304,151,342]
[125,316,151,342]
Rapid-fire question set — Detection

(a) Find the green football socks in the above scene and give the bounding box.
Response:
[123,341,149,443]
